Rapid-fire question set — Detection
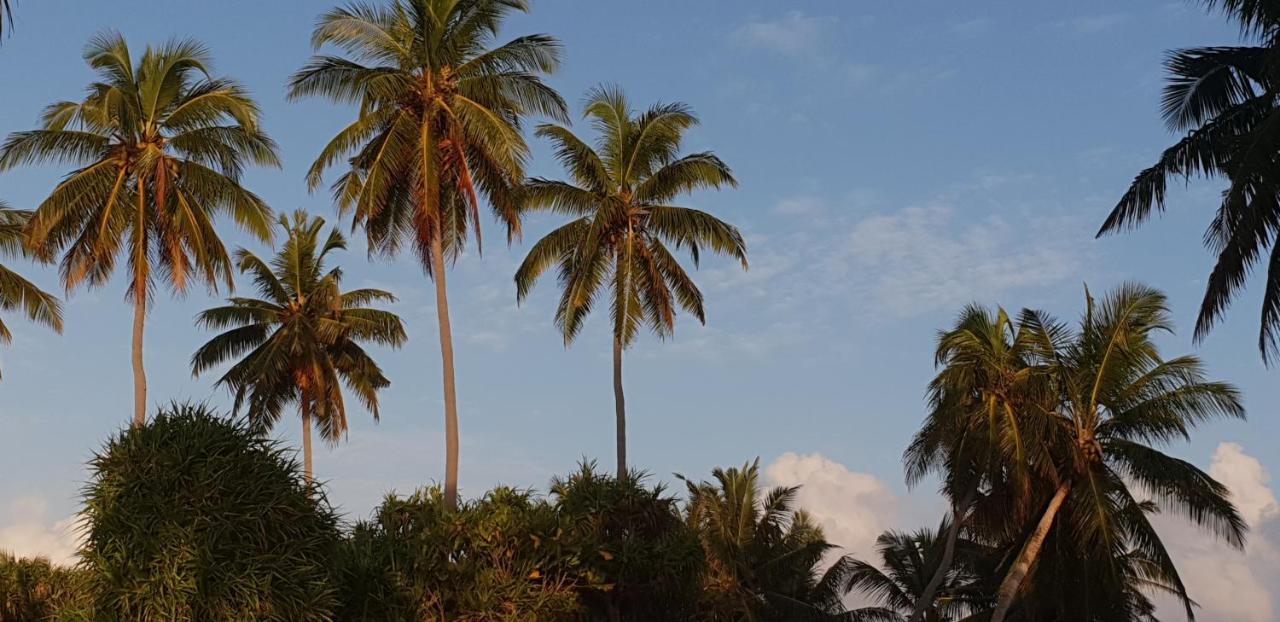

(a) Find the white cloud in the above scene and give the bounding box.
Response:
[1155,443,1279,622]
[842,203,1080,316]
[765,452,900,564]
[0,497,80,565]
[732,12,833,57]
[774,196,825,216]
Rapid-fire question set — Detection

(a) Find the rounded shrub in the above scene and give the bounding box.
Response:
[79,402,340,621]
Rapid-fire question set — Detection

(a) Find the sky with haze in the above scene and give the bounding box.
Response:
[1,2,1278,619]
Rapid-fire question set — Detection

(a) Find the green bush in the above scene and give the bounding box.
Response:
[0,553,91,622]
[338,487,583,621]
[550,463,704,622]
[79,402,340,621]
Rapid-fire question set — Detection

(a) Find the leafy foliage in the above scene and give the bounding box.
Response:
[79,402,341,621]
[838,522,985,622]
[0,553,90,622]
[0,203,62,380]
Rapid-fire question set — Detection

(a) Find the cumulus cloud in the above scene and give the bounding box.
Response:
[0,497,80,565]
[1155,443,1279,622]
[765,452,900,564]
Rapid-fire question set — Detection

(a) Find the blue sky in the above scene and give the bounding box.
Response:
[2,2,1279,618]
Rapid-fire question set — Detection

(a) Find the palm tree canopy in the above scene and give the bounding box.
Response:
[290,0,568,265]
[0,31,279,301]
[0,203,63,379]
[191,210,407,443]
[836,521,983,622]
[1096,1,1280,361]
[515,86,747,346]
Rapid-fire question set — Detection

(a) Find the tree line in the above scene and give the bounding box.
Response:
[1,0,1277,620]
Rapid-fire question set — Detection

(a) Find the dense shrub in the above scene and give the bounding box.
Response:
[79,402,340,621]
[338,487,583,621]
[550,463,704,621]
[0,553,90,622]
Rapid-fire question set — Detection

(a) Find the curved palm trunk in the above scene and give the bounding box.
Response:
[909,487,977,622]
[613,337,627,483]
[429,235,460,512]
[301,400,314,484]
[990,482,1071,622]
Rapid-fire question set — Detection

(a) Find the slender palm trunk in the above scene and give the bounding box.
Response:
[131,185,148,428]
[990,482,1071,622]
[429,235,460,511]
[613,337,627,482]
[910,486,977,622]
[301,400,314,484]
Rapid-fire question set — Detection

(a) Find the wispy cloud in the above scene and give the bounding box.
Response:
[951,17,995,36]
[1057,13,1127,34]
[731,11,834,58]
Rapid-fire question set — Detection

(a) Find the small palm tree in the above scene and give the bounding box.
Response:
[0,32,279,426]
[840,522,983,622]
[1097,1,1280,361]
[192,210,406,481]
[681,460,853,621]
[984,284,1247,622]
[290,0,567,510]
[0,204,62,378]
[516,86,747,482]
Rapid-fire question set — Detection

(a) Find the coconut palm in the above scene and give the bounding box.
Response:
[0,32,278,426]
[290,0,566,510]
[681,460,854,621]
[902,305,1055,622]
[0,204,62,378]
[515,87,746,482]
[983,284,1247,622]
[1097,0,1280,361]
[192,210,406,482]
[840,522,983,622]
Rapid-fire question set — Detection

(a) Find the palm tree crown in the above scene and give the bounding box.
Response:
[1098,1,1280,361]
[192,210,406,479]
[0,203,62,379]
[0,31,279,425]
[841,522,982,622]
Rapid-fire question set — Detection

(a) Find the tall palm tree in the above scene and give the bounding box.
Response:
[290,0,566,510]
[983,284,1247,622]
[1097,0,1280,361]
[840,522,983,622]
[191,210,406,482]
[0,32,279,426]
[0,204,62,378]
[515,87,747,482]
[681,460,854,621]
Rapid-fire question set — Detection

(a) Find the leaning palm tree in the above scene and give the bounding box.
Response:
[1097,0,1280,361]
[515,87,747,482]
[192,210,406,482]
[0,32,278,426]
[985,284,1247,622]
[290,0,566,510]
[0,204,62,378]
[840,522,983,622]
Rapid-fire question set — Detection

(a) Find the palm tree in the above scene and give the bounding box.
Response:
[902,305,1053,622]
[681,460,853,621]
[191,210,406,482]
[983,284,1247,622]
[840,522,983,622]
[0,203,62,378]
[515,87,747,482]
[1097,0,1280,361]
[0,32,279,426]
[290,0,566,510]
